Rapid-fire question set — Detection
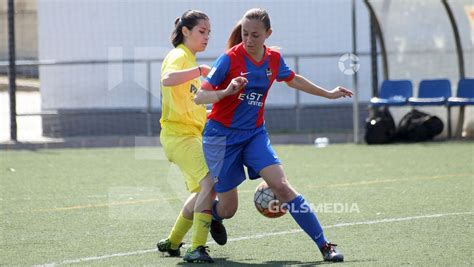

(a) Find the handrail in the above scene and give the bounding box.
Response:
[363,0,389,81]
[0,52,379,67]
[442,0,465,80]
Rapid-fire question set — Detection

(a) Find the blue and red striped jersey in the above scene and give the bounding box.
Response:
[202,42,295,129]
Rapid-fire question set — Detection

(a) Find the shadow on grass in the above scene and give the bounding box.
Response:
[177,257,376,266]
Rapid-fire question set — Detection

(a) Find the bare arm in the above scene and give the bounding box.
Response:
[285,74,353,99]
[194,89,232,105]
[161,64,211,87]
[194,77,248,105]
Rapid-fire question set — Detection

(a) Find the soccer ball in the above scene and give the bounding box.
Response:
[254,181,287,218]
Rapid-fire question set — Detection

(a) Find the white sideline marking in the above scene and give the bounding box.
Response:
[36,211,473,266]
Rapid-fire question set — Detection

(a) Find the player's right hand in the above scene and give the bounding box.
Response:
[225,77,248,96]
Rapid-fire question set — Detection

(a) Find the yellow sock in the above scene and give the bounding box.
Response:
[191,212,212,249]
[168,211,193,249]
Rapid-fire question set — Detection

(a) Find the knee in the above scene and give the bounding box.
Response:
[220,208,237,219]
[271,179,295,201]
[218,202,238,219]
[182,206,194,218]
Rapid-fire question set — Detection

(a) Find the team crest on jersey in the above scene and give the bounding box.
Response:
[265,68,273,78]
[190,84,198,94]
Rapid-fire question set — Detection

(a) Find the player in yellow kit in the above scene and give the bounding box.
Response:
[156,10,225,263]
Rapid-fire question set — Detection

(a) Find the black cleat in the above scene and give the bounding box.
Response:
[157,238,183,257]
[321,243,344,262]
[210,219,227,245]
[183,246,214,263]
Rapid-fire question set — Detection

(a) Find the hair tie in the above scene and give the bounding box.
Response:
[175,17,181,26]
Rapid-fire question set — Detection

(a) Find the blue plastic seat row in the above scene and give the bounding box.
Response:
[369,78,473,138]
[370,78,474,107]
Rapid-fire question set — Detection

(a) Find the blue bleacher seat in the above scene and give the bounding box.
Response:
[370,80,413,107]
[409,79,451,106]
[447,78,474,106]
[447,78,474,138]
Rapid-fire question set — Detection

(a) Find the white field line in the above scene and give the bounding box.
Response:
[36,211,473,266]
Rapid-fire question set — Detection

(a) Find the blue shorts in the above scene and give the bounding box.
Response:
[202,120,280,193]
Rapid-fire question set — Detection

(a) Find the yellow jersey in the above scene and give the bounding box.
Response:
[160,44,207,136]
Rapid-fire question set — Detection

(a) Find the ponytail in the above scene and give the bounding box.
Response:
[171,17,184,47]
[226,22,242,50]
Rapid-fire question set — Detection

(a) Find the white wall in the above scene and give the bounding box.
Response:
[0,0,38,60]
[38,0,371,110]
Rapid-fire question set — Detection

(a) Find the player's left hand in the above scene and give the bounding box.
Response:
[199,64,211,77]
[327,86,353,99]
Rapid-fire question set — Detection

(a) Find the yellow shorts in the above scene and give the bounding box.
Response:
[160,132,209,193]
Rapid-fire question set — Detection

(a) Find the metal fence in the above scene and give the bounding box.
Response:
[2,0,473,143]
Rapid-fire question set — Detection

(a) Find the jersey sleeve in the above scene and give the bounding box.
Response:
[202,54,231,91]
[161,50,186,82]
[276,56,295,82]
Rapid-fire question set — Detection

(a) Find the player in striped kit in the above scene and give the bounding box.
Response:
[194,8,352,263]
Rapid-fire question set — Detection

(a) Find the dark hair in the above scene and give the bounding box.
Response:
[171,10,209,48]
[226,8,271,50]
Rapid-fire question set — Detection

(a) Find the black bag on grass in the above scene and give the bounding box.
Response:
[364,107,397,144]
[396,109,443,142]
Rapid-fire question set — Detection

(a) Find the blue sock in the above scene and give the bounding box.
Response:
[286,195,327,250]
[211,200,224,222]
